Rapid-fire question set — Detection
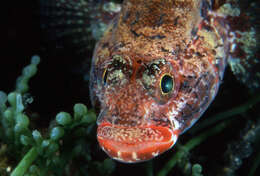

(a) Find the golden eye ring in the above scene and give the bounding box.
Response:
[159,74,174,95]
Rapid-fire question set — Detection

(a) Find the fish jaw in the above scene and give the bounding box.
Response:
[97,122,179,163]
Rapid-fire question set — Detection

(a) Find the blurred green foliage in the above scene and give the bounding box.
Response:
[0,56,115,176]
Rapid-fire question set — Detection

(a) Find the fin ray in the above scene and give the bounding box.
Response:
[40,0,121,52]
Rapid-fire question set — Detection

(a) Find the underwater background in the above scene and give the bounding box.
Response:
[1,0,260,175]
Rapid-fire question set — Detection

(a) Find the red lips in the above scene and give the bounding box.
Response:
[97,122,179,163]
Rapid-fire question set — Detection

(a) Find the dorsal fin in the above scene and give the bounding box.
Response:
[40,0,121,52]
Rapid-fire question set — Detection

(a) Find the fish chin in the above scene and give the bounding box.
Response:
[97,122,179,163]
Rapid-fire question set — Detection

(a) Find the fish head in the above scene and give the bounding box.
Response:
[90,52,185,163]
[89,0,221,163]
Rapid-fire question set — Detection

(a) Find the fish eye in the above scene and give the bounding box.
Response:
[160,74,174,94]
[102,68,108,85]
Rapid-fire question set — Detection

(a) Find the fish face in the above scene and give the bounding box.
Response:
[92,54,181,162]
[92,53,219,162]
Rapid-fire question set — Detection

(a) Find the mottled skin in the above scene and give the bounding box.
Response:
[90,0,230,163]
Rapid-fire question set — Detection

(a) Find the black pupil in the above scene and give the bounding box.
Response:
[161,75,173,93]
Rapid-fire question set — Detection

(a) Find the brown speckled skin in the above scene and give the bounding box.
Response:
[90,0,228,163]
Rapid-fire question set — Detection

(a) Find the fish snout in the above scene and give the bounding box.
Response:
[97,122,178,163]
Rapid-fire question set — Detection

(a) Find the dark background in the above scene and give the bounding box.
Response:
[2,0,92,127]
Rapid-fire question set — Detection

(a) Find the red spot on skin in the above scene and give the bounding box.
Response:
[97,122,178,162]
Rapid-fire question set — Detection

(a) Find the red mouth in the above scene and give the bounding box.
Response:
[97,122,179,163]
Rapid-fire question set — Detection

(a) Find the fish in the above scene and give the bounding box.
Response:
[40,0,260,163]
[89,0,260,163]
